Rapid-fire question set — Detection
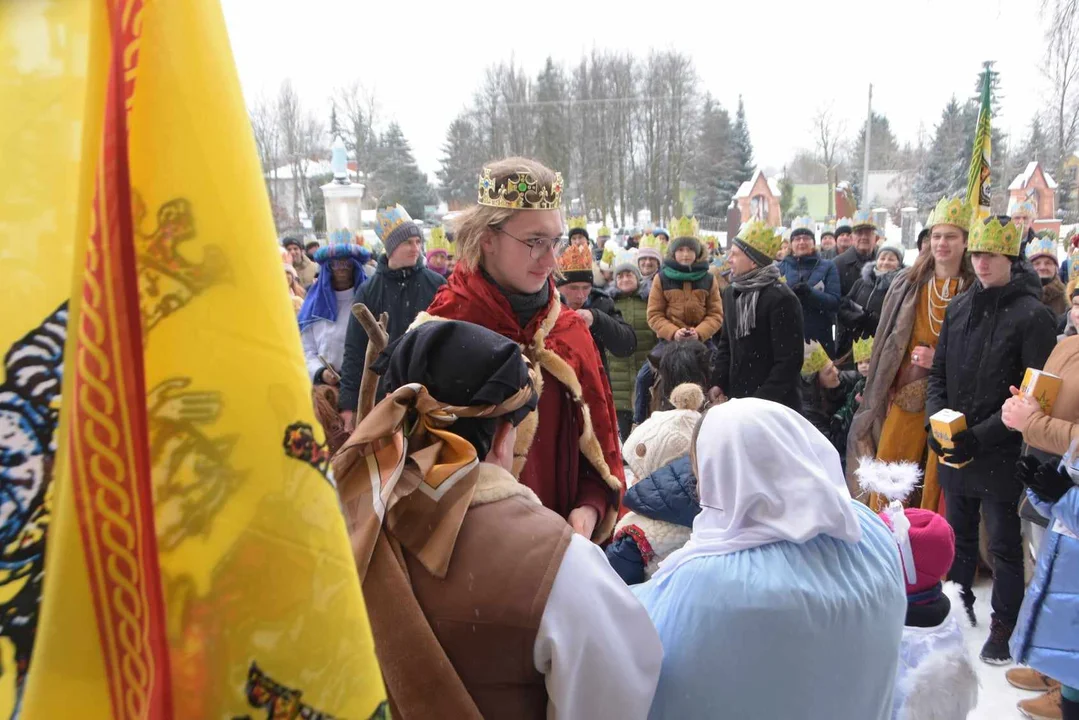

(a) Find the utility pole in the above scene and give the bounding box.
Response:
[862,84,872,211]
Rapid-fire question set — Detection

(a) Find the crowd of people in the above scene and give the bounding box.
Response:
[285,155,1079,719]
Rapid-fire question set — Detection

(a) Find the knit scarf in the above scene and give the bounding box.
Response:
[731,264,781,339]
[481,267,550,328]
[661,259,709,283]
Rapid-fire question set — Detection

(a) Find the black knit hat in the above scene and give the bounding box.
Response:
[790,228,815,242]
[917,227,930,252]
[282,236,303,250]
[820,230,836,240]
[835,222,853,235]
[568,227,590,242]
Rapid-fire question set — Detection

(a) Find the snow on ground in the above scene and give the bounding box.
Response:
[965,576,1035,720]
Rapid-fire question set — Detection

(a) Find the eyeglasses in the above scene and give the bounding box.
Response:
[496,227,567,260]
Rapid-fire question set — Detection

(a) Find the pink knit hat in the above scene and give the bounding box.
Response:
[881,508,955,594]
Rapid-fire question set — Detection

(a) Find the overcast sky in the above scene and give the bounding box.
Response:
[222,0,1049,181]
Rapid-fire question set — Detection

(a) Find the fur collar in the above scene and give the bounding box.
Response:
[470,462,541,507]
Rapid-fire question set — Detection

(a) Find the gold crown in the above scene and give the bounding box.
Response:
[736,220,783,261]
[802,341,831,376]
[427,226,451,254]
[969,216,1022,256]
[558,243,594,274]
[670,216,700,240]
[852,336,875,364]
[567,215,587,230]
[927,196,972,232]
[702,234,718,252]
[598,225,612,237]
[639,233,661,253]
[478,167,563,210]
[601,246,616,267]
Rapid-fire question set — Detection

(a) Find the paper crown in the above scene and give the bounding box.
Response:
[1026,235,1058,263]
[791,216,815,234]
[802,341,831,376]
[478,166,563,210]
[926,196,972,232]
[735,220,783,261]
[853,336,875,364]
[835,217,853,231]
[558,243,594,274]
[670,216,700,240]
[598,225,612,237]
[701,234,718,252]
[567,215,588,231]
[1007,197,1037,217]
[969,216,1022,257]
[821,223,836,235]
[613,248,639,272]
[600,246,617,268]
[375,204,414,241]
[426,226,451,255]
[852,209,877,231]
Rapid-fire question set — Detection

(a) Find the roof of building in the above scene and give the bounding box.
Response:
[1009,161,1058,191]
[735,168,780,199]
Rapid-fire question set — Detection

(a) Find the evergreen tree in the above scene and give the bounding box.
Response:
[1022,116,1049,163]
[533,57,570,181]
[376,122,433,219]
[913,97,968,211]
[778,175,794,222]
[691,96,735,217]
[436,116,483,209]
[849,112,900,205]
[732,95,755,185]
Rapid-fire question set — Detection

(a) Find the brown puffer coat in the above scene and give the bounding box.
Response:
[646,263,724,342]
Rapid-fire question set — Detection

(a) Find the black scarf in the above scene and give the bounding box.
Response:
[904,583,952,628]
[481,268,551,328]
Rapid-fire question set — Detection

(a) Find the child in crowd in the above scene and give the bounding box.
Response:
[799,341,858,444]
[856,459,979,720]
[607,250,657,440]
[605,383,704,585]
[832,336,874,458]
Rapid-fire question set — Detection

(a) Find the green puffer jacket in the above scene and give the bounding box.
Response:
[609,287,656,412]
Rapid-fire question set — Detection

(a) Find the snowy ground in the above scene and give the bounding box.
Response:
[966,576,1036,720]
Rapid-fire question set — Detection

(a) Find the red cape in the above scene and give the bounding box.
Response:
[423,268,626,510]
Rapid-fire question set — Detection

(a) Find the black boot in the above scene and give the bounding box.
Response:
[980,618,1014,665]
[960,586,977,627]
[1063,695,1079,720]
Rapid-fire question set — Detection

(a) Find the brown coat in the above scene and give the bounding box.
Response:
[1023,335,1079,457]
[1043,276,1068,316]
[294,255,318,289]
[646,272,724,341]
[362,465,572,720]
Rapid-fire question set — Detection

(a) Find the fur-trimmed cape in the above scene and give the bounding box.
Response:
[415,268,626,541]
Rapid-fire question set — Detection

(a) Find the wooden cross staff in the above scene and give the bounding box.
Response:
[350,303,389,421]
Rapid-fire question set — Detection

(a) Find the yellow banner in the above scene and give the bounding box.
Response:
[3,1,386,718]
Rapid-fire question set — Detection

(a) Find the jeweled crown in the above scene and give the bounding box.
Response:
[670,216,700,240]
[736,220,783,260]
[853,336,875,364]
[478,167,563,210]
[969,216,1022,257]
[802,341,831,376]
[557,243,594,273]
[927,196,972,232]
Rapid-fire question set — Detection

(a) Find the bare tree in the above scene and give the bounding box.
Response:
[277,79,326,224]
[1042,0,1079,213]
[813,104,845,216]
[249,93,280,209]
[333,81,380,189]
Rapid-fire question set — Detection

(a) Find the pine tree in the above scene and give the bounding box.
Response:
[691,96,735,218]
[732,95,755,185]
[436,116,483,209]
[375,122,433,219]
[1022,116,1049,163]
[913,97,968,211]
[849,112,900,205]
[533,57,570,181]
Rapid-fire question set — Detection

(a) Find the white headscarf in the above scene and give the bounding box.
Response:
[653,397,862,581]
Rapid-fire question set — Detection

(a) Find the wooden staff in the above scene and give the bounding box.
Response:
[351,303,389,421]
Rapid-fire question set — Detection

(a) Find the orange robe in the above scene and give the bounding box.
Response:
[874,278,961,513]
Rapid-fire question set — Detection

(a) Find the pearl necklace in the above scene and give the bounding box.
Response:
[927,277,957,337]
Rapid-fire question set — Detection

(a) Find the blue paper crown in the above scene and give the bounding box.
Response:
[375,204,414,242]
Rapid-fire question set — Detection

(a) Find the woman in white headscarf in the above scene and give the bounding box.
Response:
[634,397,906,720]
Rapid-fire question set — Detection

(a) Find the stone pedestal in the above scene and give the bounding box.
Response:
[322,181,365,244]
[872,208,889,234]
[901,207,917,248]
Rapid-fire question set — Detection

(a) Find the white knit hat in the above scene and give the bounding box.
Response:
[623,384,704,484]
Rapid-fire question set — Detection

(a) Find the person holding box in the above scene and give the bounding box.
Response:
[926,214,1057,665]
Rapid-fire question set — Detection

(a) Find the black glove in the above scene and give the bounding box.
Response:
[1015,455,1041,488]
[792,282,810,296]
[927,433,947,457]
[942,429,979,465]
[1028,460,1074,504]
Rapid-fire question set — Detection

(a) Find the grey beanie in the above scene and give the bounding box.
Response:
[877,241,905,263]
[384,222,422,259]
[613,261,642,283]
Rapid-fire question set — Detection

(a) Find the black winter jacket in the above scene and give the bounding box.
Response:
[577,288,637,379]
[837,264,900,352]
[799,369,860,441]
[927,266,1058,500]
[338,255,446,411]
[712,280,805,411]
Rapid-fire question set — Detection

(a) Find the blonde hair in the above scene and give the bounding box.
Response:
[450,156,562,272]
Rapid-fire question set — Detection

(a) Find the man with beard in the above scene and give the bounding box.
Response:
[709,220,804,410]
[927,215,1056,665]
[338,204,446,430]
[1026,235,1068,316]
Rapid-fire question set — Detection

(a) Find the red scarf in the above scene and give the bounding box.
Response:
[424,268,626,493]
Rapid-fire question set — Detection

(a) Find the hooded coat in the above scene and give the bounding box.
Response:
[926,266,1058,500]
[608,286,656,414]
